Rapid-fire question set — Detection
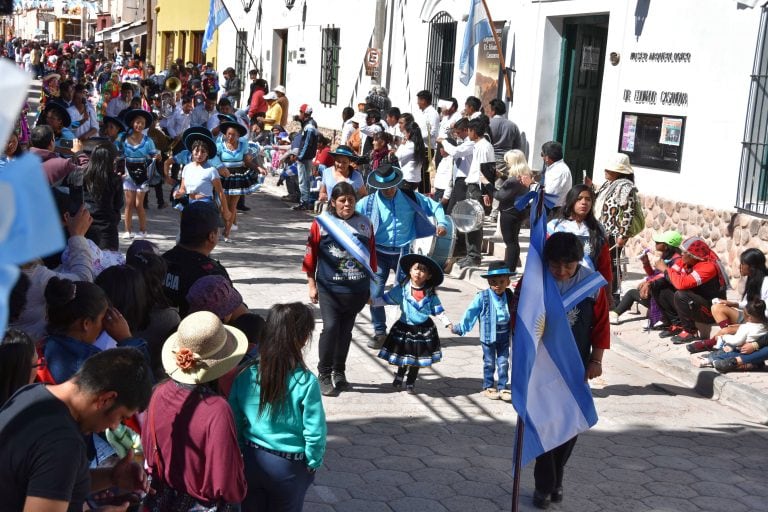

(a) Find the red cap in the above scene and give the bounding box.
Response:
[300,104,313,115]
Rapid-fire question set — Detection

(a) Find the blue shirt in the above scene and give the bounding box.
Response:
[455,288,511,344]
[123,132,159,164]
[321,167,364,197]
[356,190,447,249]
[381,281,446,325]
[216,138,251,169]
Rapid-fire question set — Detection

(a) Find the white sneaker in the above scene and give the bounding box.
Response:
[135,231,148,240]
[231,224,238,232]
[609,311,620,325]
[122,231,134,239]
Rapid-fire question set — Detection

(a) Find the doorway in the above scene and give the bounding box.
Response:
[554,15,608,183]
[273,29,288,87]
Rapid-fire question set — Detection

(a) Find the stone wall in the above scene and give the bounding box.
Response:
[624,194,767,288]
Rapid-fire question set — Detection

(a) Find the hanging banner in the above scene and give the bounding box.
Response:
[474,21,506,106]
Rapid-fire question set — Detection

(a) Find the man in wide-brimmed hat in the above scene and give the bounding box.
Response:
[357,163,449,349]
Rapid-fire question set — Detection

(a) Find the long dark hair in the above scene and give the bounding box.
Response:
[0,329,36,405]
[257,303,315,417]
[128,251,171,309]
[560,185,604,256]
[95,265,150,331]
[741,248,768,302]
[84,143,118,203]
[45,277,108,336]
[402,121,425,167]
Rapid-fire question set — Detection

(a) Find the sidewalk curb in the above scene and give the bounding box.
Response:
[609,336,768,425]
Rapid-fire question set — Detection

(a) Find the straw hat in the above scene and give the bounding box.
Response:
[161,311,248,384]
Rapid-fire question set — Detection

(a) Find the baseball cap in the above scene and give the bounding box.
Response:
[180,202,224,244]
[652,230,682,248]
[300,104,312,115]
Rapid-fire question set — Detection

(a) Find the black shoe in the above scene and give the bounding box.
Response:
[457,257,481,268]
[392,373,404,390]
[405,384,416,394]
[236,205,251,212]
[551,487,563,503]
[291,203,310,211]
[332,372,351,392]
[157,203,167,210]
[533,490,551,509]
[319,373,337,396]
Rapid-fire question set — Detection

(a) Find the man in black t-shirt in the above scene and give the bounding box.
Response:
[162,201,235,316]
[0,348,152,511]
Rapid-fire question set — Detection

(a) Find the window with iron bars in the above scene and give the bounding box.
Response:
[424,12,457,101]
[737,5,768,217]
[235,30,248,92]
[320,27,340,106]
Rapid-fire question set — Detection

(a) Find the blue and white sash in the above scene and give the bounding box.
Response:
[315,212,378,282]
[560,270,607,312]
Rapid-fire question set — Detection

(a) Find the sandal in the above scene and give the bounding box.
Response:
[671,330,700,344]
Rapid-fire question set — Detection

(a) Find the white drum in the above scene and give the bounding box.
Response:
[452,199,485,232]
[410,216,457,269]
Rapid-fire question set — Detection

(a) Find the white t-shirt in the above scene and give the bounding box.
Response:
[182,163,220,198]
[395,140,420,183]
[739,275,768,309]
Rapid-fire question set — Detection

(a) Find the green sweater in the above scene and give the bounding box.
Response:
[229,365,327,469]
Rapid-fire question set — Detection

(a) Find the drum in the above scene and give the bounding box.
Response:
[410,216,456,269]
[452,199,485,232]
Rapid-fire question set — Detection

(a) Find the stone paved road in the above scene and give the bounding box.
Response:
[124,177,768,511]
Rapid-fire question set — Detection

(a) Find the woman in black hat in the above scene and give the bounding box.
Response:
[39,100,75,147]
[317,145,366,203]
[121,108,161,240]
[216,120,260,240]
[173,132,231,231]
[372,253,454,393]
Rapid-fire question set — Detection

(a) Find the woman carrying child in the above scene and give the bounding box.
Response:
[373,253,453,393]
[302,182,377,396]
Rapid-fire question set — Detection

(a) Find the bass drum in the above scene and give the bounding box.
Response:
[410,216,456,270]
[451,199,485,232]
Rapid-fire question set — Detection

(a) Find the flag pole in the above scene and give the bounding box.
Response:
[219,0,260,69]
[480,0,514,103]
[511,414,524,512]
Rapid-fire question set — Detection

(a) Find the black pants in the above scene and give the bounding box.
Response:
[673,290,717,332]
[144,182,165,207]
[465,183,484,261]
[534,436,578,494]
[286,175,300,201]
[614,288,649,315]
[446,177,467,215]
[317,289,369,375]
[653,283,680,326]
[608,236,623,302]
[499,212,523,272]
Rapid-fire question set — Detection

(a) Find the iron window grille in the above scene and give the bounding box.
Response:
[235,30,248,91]
[424,12,457,101]
[737,5,768,217]
[320,27,340,106]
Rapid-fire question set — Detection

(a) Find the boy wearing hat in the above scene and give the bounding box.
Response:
[452,261,514,401]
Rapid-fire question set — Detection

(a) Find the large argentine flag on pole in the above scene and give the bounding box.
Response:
[511,190,600,467]
[458,0,493,85]
[202,0,229,54]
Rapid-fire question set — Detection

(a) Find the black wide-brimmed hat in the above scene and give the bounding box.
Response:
[103,115,127,133]
[123,109,153,130]
[184,132,217,157]
[399,253,444,289]
[219,121,247,138]
[367,163,403,190]
[182,126,213,141]
[40,100,72,128]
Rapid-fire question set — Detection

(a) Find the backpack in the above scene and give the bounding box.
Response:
[624,189,645,238]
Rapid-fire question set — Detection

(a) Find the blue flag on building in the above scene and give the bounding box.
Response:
[459,0,493,85]
[202,0,229,55]
[510,189,601,468]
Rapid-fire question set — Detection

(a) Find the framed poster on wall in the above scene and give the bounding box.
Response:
[617,112,686,172]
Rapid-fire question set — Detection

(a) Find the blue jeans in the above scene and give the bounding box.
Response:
[297,159,313,204]
[481,336,510,390]
[370,248,408,334]
[710,346,768,365]
[243,443,315,512]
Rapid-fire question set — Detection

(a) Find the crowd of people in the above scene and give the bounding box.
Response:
[0,36,766,512]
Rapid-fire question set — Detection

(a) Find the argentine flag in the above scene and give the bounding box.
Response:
[202,0,229,55]
[511,190,601,468]
[458,0,493,85]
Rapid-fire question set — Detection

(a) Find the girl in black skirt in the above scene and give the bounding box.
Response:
[373,254,454,393]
